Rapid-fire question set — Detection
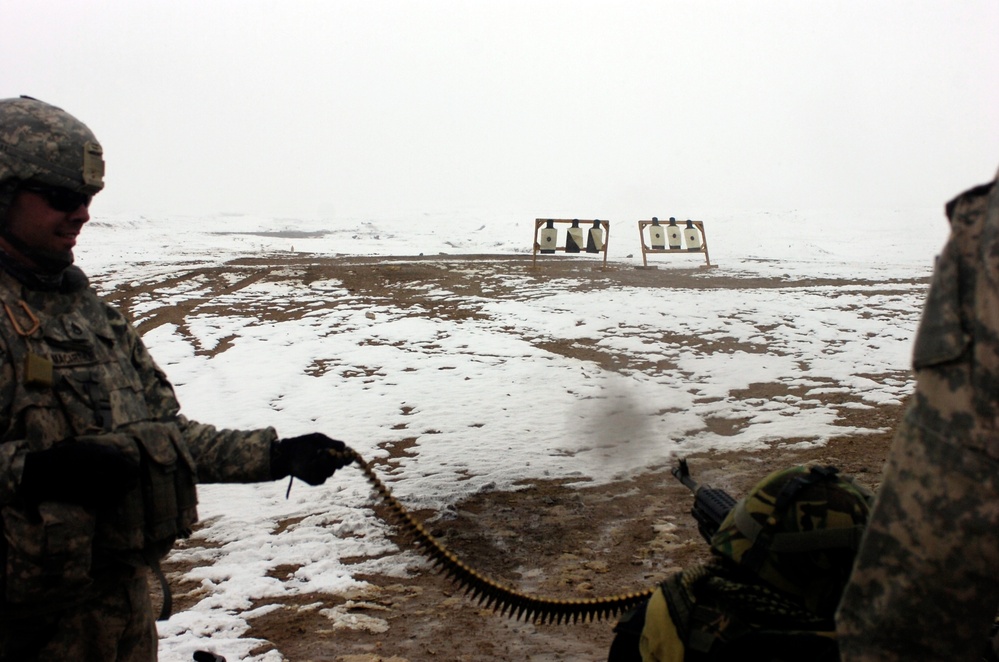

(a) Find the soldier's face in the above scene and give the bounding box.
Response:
[2,187,90,268]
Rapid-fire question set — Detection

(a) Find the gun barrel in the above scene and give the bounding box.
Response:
[672,458,701,493]
[673,458,739,543]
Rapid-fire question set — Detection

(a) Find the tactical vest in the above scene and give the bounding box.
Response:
[659,560,839,661]
[0,270,197,606]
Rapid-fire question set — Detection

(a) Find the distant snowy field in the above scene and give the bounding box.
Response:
[75,207,947,661]
[81,206,946,282]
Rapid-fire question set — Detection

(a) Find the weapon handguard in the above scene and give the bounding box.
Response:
[331,446,653,624]
[672,458,738,543]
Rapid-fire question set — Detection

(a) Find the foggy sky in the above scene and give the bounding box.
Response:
[4,0,998,221]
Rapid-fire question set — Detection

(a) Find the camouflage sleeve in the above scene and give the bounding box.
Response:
[174,415,277,483]
[0,334,28,505]
[109,303,278,484]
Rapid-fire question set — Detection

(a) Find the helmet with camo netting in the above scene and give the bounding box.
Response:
[0,96,105,218]
[710,465,873,616]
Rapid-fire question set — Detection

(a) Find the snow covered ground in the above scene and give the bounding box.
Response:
[76,205,947,661]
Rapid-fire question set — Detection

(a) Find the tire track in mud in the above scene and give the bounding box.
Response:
[103,267,272,352]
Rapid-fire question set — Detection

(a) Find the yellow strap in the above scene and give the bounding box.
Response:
[640,587,685,662]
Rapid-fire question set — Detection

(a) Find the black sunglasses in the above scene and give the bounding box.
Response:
[19,182,92,213]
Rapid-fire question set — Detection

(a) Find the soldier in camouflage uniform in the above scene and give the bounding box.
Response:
[608,465,873,661]
[0,96,353,662]
[836,170,999,660]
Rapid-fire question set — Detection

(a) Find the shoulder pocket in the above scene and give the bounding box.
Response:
[912,245,970,369]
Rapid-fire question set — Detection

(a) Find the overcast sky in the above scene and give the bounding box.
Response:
[4,1,998,221]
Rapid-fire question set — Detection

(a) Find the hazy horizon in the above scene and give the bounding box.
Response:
[5,1,998,221]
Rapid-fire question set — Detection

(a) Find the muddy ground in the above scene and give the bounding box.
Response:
[110,254,919,662]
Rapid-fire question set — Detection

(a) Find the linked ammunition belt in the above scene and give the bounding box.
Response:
[332,446,653,624]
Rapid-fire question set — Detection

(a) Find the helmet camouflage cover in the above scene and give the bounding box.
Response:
[0,96,105,212]
[710,465,874,616]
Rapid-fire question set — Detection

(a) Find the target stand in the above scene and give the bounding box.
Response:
[637,217,713,268]
[532,218,610,269]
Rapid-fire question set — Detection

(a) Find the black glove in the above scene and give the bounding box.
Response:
[193,651,227,662]
[270,433,352,485]
[19,441,140,508]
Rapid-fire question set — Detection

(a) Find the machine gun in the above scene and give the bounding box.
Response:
[672,458,739,543]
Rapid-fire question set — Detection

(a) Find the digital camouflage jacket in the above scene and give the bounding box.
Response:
[0,263,277,607]
[907,177,999,456]
[836,175,999,660]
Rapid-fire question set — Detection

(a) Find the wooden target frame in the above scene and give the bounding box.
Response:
[637,219,713,267]
[531,218,610,269]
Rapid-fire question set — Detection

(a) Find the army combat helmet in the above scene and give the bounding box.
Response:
[0,95,105,219]
[710,465,873,617]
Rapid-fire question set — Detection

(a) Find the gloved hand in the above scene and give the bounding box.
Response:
[193,651,227,662]
[19,441,140,508]
[270,433,352,485]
